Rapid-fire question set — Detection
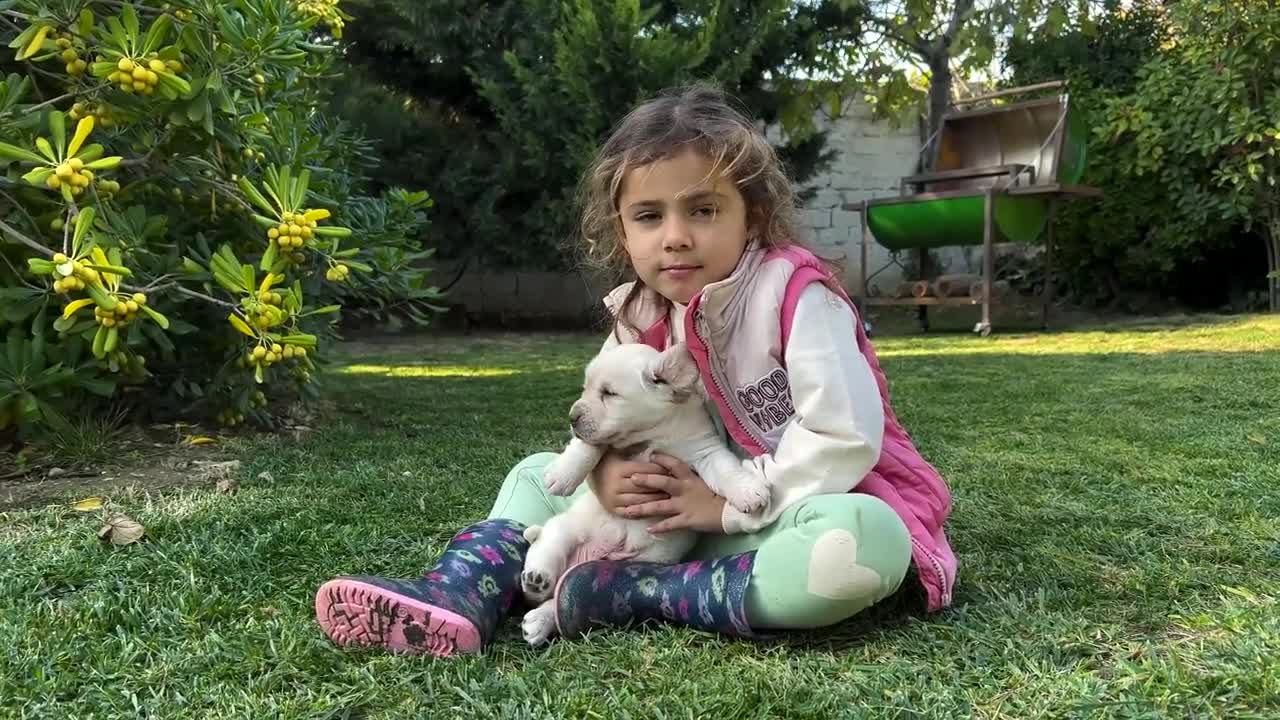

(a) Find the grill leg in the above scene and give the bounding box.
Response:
[917,247,930,333]
[977,190,994,337]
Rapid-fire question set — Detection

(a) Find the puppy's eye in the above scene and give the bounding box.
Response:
[601,387,617,398]
[651,375,668,386]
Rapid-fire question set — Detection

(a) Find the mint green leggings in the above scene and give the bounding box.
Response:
[488,452,913,630]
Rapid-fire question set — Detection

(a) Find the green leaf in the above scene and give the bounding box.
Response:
[84,264,133,277]
[280,334,317,347]
[103,326,119,354]
[345,261,373,273]
[121,2,140,40]
[27,258,55,274]
[79,8,95,38]
[239,178,277,215]
[76,144,104,163]
[313,226,352,238]
[277,165,293,209]
[92,324,108,358]
[85,282,117,311]
[22,168,54,187]
[254,363,264,384]
[291,168,310,208]
[140,305,169,330]
[300,305,341,317]
[73,207,95,247]
[259,241,278,271]
[48,111,66,159]
[0,142,46,163]
[140,13,171,56]
[34,137,55,162]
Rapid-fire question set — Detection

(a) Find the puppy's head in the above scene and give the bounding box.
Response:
[568,342,701,446]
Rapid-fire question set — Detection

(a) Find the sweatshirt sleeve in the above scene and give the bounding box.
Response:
[720,282,885,534]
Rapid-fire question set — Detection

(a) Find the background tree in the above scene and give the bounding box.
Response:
[1008,0,1277,311]
[831,0,1080,169]
[333,0,867,269]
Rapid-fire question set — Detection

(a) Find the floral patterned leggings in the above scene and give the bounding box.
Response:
[489,452,914,630]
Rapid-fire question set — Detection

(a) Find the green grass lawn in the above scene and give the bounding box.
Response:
[3,316,1279,719]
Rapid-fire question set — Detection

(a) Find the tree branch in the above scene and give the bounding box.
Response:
[11,83,109,118]
[129,281,238,308]
[939,0,978,54]
[866,14,932,56]
[0,217,53,257]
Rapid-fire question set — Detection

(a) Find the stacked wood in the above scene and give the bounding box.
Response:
[890,280,933,298]
[932,273,982,297]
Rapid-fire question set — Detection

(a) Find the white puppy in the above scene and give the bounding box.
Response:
[519,342,770,646]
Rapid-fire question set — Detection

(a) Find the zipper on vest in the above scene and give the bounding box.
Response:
[694,312,768,451]
[912,537,952,606]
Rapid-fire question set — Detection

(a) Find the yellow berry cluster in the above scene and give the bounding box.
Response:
[325,263,350,282]
[93,292,148,328]
[242,146,266,162]
[45,158,95,196]
[241,342,306,370]
[268,211,314,250]
[55,35,88,76]
[50,253,95,294]
[257,290,284,306]
[217,408,246,426]
[106,57,180,96]
[248,292,287,329]
[69,101,117,128]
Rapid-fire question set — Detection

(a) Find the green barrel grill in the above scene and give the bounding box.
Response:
[846,80,1101,335]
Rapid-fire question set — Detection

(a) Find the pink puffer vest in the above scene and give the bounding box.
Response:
[607,244,957,612]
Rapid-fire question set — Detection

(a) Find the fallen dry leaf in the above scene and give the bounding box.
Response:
[47,467,67,479]
[1248,434,1266,445]
[216,478,240,495]
[69,496,105,512]
[185,436,217,446]
[97,514,145,546]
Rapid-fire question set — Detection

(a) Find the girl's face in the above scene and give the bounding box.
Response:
[617,148,751,305]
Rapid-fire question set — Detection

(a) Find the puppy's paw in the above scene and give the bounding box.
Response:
[542,460,584,497]
[522,603,558,647]
[723,474,770,514]
[523,525,543,543]
[521,568,554,604]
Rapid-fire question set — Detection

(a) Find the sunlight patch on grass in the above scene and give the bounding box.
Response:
[339,363,526,378]
[875,316,1279,358]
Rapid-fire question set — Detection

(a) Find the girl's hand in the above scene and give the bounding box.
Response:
[620,453,727,534]
[594,449,670,516]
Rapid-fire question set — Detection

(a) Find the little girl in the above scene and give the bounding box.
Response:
[314,84,956,656]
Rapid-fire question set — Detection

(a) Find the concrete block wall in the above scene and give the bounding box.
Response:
[776,99,973,293]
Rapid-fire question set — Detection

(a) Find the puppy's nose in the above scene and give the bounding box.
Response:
[569,405,584,429]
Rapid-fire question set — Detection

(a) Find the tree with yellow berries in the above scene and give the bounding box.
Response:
[0,1,444,442]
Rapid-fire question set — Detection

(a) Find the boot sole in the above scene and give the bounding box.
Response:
[315,579,481,657]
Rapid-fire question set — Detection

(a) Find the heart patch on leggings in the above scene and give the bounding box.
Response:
[806,529,885,600]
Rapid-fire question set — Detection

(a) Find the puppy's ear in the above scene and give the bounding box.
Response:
[644,343,700,396]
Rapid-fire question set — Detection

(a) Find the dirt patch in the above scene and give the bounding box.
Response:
[0,425,245,511]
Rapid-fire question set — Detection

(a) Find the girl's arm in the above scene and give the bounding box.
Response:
[720,282,885,534]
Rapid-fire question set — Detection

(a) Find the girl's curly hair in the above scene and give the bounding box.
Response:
[574,82,806,339]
